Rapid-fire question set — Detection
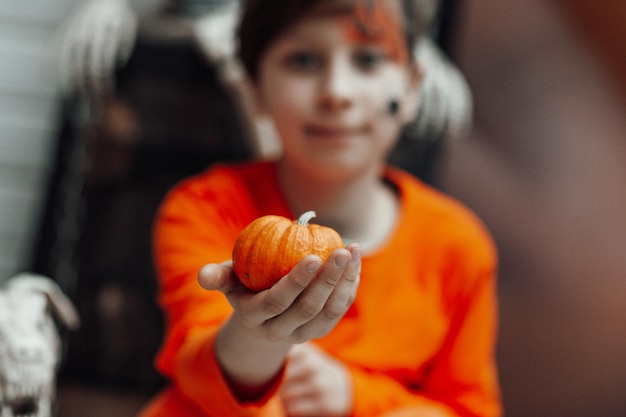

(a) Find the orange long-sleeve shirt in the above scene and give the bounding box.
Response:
[138,161,502,417]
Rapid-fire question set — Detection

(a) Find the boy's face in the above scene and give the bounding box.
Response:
[253,0,421,180]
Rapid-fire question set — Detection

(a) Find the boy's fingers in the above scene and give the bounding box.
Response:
[242,255,321,325]
[324,244,361,316]
[261,248,351,339]
[297,248,351,310]
[233,256,320,329]
[198,261,241,293]
[203,247,357,341]
[289,245,361,341]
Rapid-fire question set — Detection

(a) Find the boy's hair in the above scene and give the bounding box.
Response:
[236,0,436,82]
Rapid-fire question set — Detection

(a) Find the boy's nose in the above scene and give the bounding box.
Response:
[317,58,355,112]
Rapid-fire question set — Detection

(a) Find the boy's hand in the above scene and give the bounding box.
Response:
[281,343,352,417]
[198,243,361,344]
[197,244,361,398]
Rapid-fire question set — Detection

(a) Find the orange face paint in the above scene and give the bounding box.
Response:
[341,0,409,65]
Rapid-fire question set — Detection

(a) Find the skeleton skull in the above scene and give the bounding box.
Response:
[0,274,80,417]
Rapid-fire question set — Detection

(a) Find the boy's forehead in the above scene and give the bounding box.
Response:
[307,0,409,63]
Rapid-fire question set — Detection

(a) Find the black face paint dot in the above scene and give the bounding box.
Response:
[388,99,399,116]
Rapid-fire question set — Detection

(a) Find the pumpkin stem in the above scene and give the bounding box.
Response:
[297,210,316,226]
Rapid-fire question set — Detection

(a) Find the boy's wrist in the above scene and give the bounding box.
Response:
[215,314,292,398]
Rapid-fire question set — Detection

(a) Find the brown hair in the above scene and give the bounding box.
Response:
[236,0,431,82]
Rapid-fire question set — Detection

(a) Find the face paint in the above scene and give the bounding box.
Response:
[341,0,409,65]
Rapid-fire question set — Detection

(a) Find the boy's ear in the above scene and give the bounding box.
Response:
[235,76,268,117]
[399,61,423,125]
[248,80,269,116]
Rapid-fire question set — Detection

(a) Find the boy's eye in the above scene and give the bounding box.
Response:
[353,50,386,70]
[283,51,322,71]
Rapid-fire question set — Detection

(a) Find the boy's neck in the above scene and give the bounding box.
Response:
[276,160,399,251]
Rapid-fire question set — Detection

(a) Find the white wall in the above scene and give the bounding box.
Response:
[0,0,77,281]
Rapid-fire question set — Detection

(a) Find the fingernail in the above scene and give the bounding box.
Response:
[351,248,362,262]
[306,261,321,274]
[334,256,348,269]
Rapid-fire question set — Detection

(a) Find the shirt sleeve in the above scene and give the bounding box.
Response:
[424,224,502,417]
[152,173,287,416]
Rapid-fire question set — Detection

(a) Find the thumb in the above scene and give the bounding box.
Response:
[198,261,241,293]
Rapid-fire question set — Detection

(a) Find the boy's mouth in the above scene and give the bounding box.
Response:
[304,124,366,139]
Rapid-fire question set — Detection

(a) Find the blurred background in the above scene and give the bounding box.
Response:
[0,0,624,416]
[442,1,626,416]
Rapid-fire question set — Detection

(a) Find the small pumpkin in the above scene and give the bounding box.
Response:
[232,211,344,291]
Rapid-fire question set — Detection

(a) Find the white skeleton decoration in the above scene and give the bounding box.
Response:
[0,273,80,417]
